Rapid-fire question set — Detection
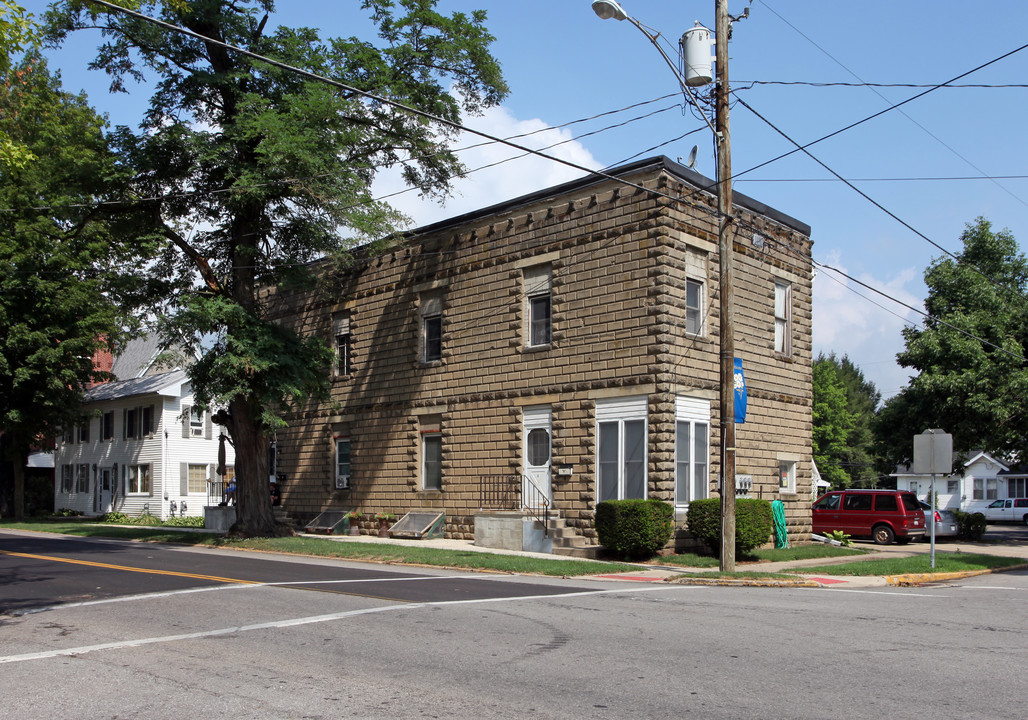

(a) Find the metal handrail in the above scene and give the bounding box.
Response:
[478,473,552,537]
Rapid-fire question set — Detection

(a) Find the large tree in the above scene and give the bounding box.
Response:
[0,58,141,519]
[811,356,852,488]
[0,1,39,169]
[46,0,508,535]
[814,353,882,486]
[875,217,1028,465]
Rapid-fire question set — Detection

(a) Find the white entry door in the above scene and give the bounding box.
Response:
[100,468,114,513]
[522,407,552,509]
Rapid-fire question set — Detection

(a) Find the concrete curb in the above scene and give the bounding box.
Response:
[886,561,1028,586]
[665,575,822,588]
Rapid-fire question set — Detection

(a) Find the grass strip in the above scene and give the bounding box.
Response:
[654,544,866,568]
[796,552,1025,576]
[0,521,636,577]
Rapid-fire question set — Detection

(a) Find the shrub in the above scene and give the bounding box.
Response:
[136,512,163,526]
[595,499,674,560]
[101,511,131,524]
[52,508,84,518]
[163,516,204,527]
[686,497,773,556]
[953,510,987,540]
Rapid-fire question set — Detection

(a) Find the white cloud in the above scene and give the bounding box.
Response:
[370,104,601,229]
[812,252,924,398]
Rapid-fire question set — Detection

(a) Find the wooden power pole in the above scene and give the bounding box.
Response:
[715,0,736,573]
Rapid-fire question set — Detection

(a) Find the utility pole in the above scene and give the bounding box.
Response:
[715,0,736,572]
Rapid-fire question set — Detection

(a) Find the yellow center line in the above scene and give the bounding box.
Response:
[0,550,261,585]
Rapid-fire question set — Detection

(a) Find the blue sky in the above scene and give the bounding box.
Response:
[22,0,1028,399]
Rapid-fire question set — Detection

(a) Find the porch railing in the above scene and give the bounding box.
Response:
[478,473,551,537]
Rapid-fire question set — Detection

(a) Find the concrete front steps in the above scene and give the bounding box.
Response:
[532,515,602,559]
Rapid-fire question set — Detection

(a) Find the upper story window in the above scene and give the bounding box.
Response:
[524,264,552,348]
[102,411,114,441]
[420,292,443,363]
[333,313,351,377]
[182,405,211,439]
[141,405,155,436]
[77,420,90,443]
[774,280,792,355]
[124,407,138,439]
[685,278,703,335]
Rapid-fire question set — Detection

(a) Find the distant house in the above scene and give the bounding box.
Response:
[52,339,233,519]
[268,156,814,552]
[892,450,1028,511]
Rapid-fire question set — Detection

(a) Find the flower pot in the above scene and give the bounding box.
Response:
[348,520,360,536]
[378,520,391,538]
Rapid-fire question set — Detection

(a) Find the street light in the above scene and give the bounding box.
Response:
[592,1,738,572]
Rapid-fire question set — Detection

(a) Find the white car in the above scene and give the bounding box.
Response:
[975,498,1028,525]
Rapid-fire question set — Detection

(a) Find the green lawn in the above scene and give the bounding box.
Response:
[796,552,1025,576]
[654,543,866,568]
[0,520,637,577]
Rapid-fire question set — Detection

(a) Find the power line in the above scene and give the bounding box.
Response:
[737,80,1028,89]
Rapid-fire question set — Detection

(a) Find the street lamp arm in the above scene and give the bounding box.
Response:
[593,3,718,139]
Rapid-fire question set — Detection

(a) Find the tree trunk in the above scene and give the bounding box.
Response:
[225,397,283,536]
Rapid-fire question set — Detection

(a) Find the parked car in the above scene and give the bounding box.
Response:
[975,498,1028,525]
[918,501,958,539]
[812,489,925,545]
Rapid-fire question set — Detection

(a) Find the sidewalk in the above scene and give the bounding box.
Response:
[303,531,1028,589]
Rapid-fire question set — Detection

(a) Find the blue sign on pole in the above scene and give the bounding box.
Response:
[734,357,747,424]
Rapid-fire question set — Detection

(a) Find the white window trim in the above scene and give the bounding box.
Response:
[422,432,442,491]
[685,278,704,336]
[524,264,552,348]
[335,436,351,490]
[774,280,792,355]
[674,396,710,509]
[595,396,648,503]
[126,464,152,496]
[779,460,797,494]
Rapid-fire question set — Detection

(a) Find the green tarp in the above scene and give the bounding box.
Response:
[772,499,789,548]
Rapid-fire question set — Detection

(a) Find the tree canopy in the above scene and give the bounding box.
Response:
[0,58,141,518]
[875,217,1028,464]
[45,0,509,535]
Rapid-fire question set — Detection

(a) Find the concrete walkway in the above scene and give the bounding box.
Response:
[303,531,1028,588]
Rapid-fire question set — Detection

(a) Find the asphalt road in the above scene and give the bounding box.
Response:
[2,529,1026,719]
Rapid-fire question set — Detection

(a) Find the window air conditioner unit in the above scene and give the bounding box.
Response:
[336,474,350,490]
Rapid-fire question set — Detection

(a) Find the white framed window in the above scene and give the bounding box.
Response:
[184,463,207,494]
[335,437,351,489]
[190,406,204,437]
[77,421,90,443]
[685,278,703,335]
[779,460,797,494]
[1009,478,1028,498]
[986,477,998,499]
[420,292,443,363]
[61,464,74,493]
[102,411,114,440]
[947,479,960,494]
[524,264,552,347]
[774,280,792,355]
[422,433,442,491]
[675,396,710,508]
[75,463,90,493]
[334,314,351,377]
[595,396,648,503]
[127,464,152,495]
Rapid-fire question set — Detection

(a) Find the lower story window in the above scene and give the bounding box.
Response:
[76,464,89,493]
[187,464,207,494]
[595,396,647,503]
[779,460,797,494]
[675,420,709,507]
[127,464,151,495]
[61,464,73,493]
[336,437,351,489]
[423,433,442,491]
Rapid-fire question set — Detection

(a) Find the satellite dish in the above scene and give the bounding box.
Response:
[685,145,698,170]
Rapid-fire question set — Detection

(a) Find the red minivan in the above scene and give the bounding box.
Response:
[812,489,925,545]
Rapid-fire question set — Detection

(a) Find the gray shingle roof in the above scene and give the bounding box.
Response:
[85,369,188,403]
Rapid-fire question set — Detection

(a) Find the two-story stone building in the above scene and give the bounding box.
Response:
[268,156,813,552]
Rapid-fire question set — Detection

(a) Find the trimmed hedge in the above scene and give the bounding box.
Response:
[595,499,675,560]
[686,497,773,556]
